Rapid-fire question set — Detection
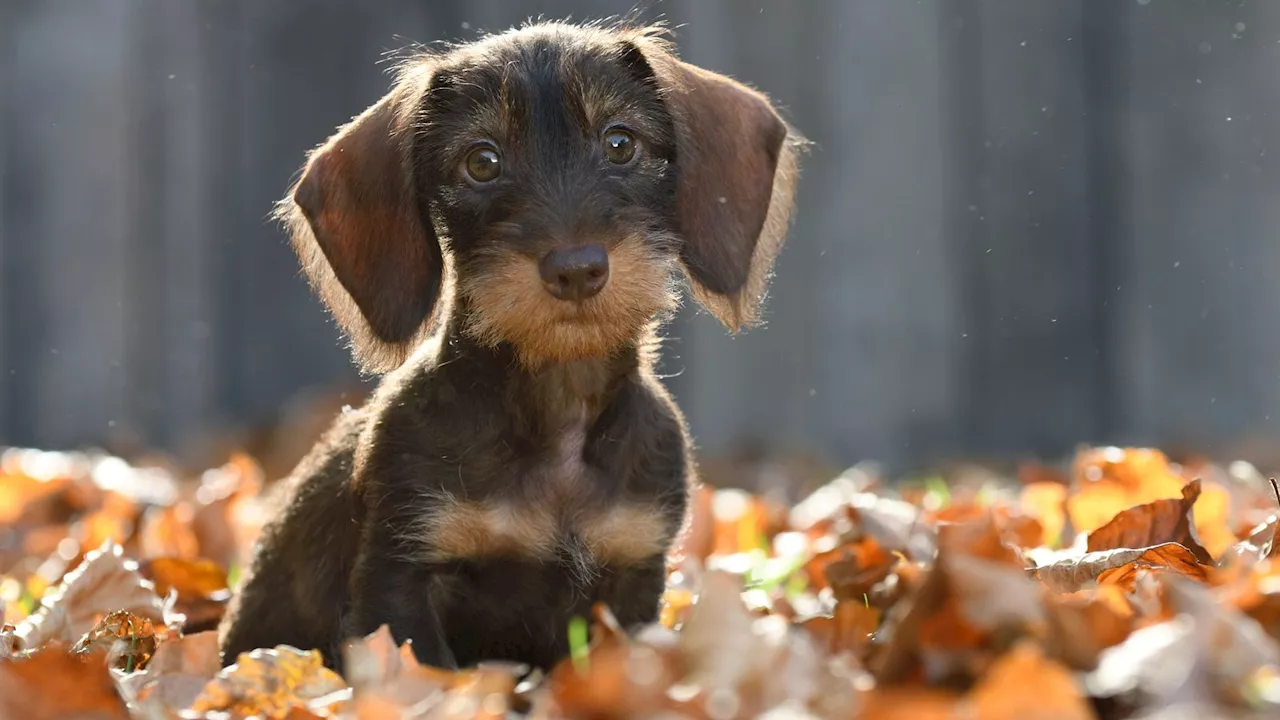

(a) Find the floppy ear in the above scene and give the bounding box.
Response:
[630,36,804,331]
[278,63,443,373]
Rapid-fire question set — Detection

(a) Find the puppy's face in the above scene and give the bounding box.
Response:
[418,30,681,365]
[283,23,803,372]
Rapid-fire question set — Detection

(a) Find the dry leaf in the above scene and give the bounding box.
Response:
[966,640,1096,719]
[70,609,159,671]
[806,536,895,600]
[1043,585,1135,670]
[119,631,224,713]
[1035,543,1207,593]
[193,645,349,718]
[1086,479,1214,564]
[138,556,229,632]
[14,541,168,651]
[0,647,130,719]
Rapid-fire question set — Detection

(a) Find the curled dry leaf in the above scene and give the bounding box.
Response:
[71,609,159,672]
[340,623,488,715]
[138,556,229,633]
[848,492,936,561]
[192,646,349,718]
[1068,447,1234,558]
[806,536,895,601]
[1219,516,1278,569]
[0,625,16,661]
[1086,479,1214,564]
[1034,543,1207,593]
[1096,545,1210,593]
[14,540,168,652]
[0,647,130,720]
[117,630,223,713]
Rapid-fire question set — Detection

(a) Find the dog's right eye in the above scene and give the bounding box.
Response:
[464,145,502,183]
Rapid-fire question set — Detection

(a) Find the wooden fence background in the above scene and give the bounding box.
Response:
[3,0,1280,475]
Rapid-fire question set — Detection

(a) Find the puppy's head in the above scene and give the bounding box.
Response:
[281,21,803,372]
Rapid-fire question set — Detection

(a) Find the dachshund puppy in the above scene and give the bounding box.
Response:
[217,20,803,673]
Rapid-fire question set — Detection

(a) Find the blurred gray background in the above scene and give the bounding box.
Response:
[2,0,1279,476]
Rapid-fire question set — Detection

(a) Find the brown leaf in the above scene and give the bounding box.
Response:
[14,541,168,651]
[1085,575,1280,708]
[138,557,230,633]
[115,630,223,713]
[192,645,350,718]
[1086,479,1214,564]
[137,502,201,561]
[1219,515,1278,568]
[1223,560,1280,643]
[1020,481,1069,548]
[848,492,936,561]
[0,647,130,719]
[797,599,880,657]
[806,536,895,600]
[1096,546,1210,593]
[966,640,1097,720]
[1035,543,1207,593]
[1067,448,1189,534]
[1043,585,1135,670]
[936,512,1025,567]
[547,629,677,719]
[856,686,961,720]
[70,609,159,672]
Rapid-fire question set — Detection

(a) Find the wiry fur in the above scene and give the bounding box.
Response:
[219,18,804,675]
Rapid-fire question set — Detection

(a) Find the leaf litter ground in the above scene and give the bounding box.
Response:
[4,444,1280,718]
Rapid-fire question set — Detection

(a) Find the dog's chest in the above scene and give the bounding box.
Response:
[414,419,670,572]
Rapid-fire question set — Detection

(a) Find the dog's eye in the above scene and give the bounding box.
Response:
[602,128,636,165]
[464,145,502,183]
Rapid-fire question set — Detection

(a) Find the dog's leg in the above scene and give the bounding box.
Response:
[599,554,668,630]
[344,525,458,670]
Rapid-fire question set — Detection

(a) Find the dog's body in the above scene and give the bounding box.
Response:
[218,20,802,673]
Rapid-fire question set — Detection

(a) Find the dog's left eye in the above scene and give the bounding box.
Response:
[464,145,502,183]
[602,128,636,165]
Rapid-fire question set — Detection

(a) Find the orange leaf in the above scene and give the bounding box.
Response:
[1086,479,1213,564]
[1096,544,1209,592]
[806,536,895,600]
[0,647,130,719]
[1067,447,1186,534]
[193,645,349,717]
[70,609,159,671]
[1035,543,1207,593]
[1021,481,1068,548]
[139,557,230,632]
[966,641,1096,720]
[1043,585,1135,670]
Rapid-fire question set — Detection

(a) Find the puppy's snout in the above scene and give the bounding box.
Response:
[539,245,609,301]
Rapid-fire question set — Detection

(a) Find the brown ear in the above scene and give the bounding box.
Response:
[631,36,804,331]
[278,63,442,373]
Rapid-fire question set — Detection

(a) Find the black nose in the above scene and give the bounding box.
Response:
[538,244,609,301]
